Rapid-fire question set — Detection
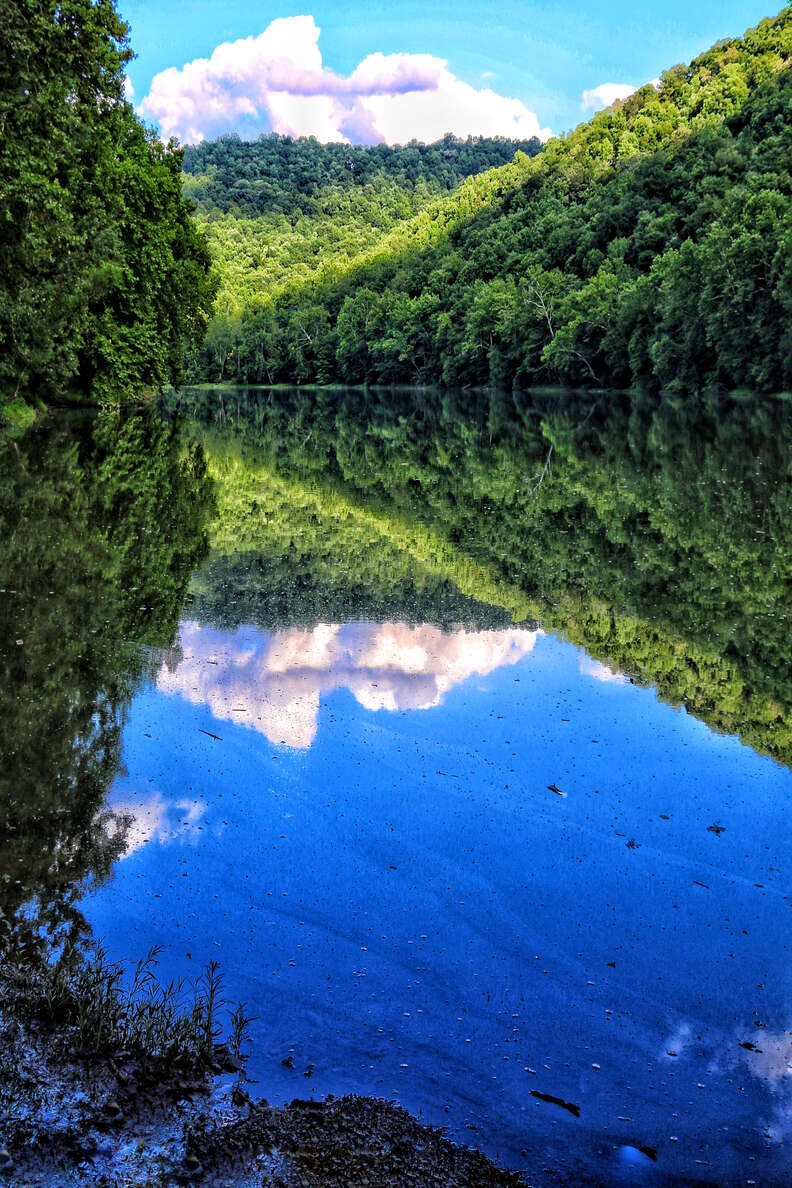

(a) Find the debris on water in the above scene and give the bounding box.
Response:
[693,880,710,889]
[739,1041,763,1052]
[625,838,640,850]
[547,784,566,797]
[707,822,726,835]
[281,1054,295,1069]
[529,1090,580,1117]
[198,728,223,740]
[638,1145,658,1161]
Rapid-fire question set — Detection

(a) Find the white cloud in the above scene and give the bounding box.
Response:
[580,78,662,113]
[157,620,539,749]
[123,76,134,100]
[138,15,552,145]
[581,82,640,112]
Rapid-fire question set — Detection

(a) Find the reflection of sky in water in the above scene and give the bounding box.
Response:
[86,619,792,1183]
[156,620,538,748]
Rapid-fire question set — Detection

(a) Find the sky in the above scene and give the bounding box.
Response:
[120,1,780,144]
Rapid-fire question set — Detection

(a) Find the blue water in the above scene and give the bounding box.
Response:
[84,618,792,1183]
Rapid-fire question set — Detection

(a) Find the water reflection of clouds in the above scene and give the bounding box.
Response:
[578,655,625,683]
[738,1030,792,1143]
[660,1020,694,1060]
[743,1032,792,1085]
[659,1019,792,1142]
[107,792,207,858]
[156,620,539,748]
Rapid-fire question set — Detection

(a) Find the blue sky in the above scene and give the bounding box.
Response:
[121,1,780,142]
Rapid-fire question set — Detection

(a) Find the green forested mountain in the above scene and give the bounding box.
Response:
[183,133,543,218]
[182,134,542,353]
[189,9,792,393]
[1,0,215,411]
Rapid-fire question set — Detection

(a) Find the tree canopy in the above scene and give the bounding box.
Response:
[180,133,543,350]
[0,0,216,406]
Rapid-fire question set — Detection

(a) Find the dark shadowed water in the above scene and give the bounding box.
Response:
[3,386,792,1184]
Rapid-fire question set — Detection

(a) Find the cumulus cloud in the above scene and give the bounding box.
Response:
[581,78,662,112]
[138,14,552,145]
[581,82,640,111]
[157,620,539,749]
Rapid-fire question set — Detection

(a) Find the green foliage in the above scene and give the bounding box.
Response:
[183,132,542,218]
[1,395,37,434]
[0,0,216,404]
[191,417,531,623]
[188,9,792,393]
[0,936,253,1096]
[181,135,542,370]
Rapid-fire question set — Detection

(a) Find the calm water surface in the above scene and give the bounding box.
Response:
[3,387,792,1184]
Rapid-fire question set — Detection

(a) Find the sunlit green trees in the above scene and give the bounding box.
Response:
[188,9,792,394]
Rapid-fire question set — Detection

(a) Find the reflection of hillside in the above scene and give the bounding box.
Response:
[157,620,537,748]
[198,437,531,624]
[0,410,213,927]
[190,551,518,634]
[169,385,792,768]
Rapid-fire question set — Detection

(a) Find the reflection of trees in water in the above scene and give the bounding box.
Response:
[0,408,214,953]
[170,384,792,767]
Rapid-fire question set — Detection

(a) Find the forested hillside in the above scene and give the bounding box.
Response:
[188,8,792,393]
[1,0,215,415]
[182,134,542,357]
[183,134,543,217]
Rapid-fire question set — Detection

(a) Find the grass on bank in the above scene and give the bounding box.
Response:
[1,934,253,1071]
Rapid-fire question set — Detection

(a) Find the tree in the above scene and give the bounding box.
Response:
[0,0,216,404]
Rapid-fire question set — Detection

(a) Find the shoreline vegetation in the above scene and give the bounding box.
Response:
[0,933,526,1187]
[1,0,216,415]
